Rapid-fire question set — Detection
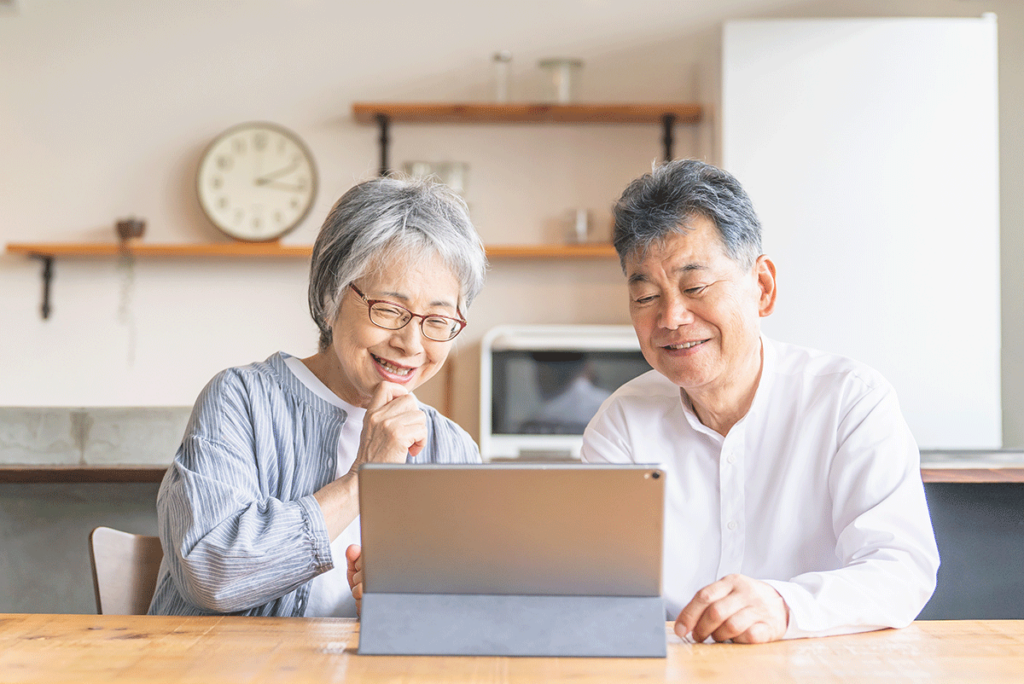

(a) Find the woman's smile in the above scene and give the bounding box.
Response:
[371,353,416,380]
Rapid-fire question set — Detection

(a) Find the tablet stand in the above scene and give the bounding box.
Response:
[358,593,667,658]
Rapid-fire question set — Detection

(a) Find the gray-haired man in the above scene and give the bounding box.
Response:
[582,159,939,643]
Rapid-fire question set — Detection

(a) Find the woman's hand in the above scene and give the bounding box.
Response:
[315,382,426,540]
[351,381,427,470]
[346,544,363,617]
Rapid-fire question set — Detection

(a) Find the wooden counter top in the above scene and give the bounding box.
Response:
[920,467,1024,483]
[0,614,1021,683]
[3,464,1023,484]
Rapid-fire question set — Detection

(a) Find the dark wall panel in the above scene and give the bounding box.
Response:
[919,483,1024,619]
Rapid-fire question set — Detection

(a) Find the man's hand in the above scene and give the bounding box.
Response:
[675,574,789,644]
[346,544,363,616]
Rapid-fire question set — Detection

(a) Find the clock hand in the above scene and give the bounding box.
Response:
[259,180,306,192]
[254,159,301,185]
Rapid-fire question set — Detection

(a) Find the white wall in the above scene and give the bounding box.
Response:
[0,0,708,409]
[1,0,1021,447]
[723,17,1001,449]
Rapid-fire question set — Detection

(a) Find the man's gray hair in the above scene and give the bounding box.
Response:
[612,159,762,272]
[308,176,487,351]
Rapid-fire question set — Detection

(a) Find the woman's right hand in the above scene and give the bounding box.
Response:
[351,381,427,471]
[316,382,425,540]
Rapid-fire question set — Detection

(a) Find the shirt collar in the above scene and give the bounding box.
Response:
[268,351,349,419]
[677,334,775,438]
[750,334,776,419]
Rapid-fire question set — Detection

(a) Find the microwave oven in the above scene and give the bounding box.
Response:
[479,325,651,461]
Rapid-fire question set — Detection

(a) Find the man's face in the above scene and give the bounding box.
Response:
[625,215,775,398]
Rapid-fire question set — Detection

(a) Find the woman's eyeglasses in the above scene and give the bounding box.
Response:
[349,284,466,342]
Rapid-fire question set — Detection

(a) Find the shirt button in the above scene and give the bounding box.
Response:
[727,520,739,531]
[726,454,737,464]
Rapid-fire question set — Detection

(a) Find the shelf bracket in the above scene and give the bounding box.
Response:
[376,113,391,177]
[661,113,676,163]
[31,254,54,320]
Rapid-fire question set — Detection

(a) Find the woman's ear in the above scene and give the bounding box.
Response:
[756,255,777,317]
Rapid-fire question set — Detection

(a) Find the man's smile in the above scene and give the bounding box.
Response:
[663,339,709,351]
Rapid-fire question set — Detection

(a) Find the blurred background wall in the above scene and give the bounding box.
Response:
[0,0,1021,613]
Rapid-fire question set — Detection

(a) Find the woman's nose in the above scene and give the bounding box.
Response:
[391,319,426,353]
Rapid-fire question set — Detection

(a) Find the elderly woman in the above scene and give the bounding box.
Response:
[148,177,486,617]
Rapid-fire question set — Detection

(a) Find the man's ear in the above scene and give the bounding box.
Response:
[756,255,777,317]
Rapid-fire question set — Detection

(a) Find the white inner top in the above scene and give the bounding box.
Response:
[283,354,365,617]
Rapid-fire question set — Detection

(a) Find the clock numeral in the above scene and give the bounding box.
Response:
[234,209,244,224]
[218,197,228,209]
[233,138,246,154]
[253,132,267,151]
[211,177,223,189]
[274,211,283,224]
[217,156,232,171]
[290,198,300,209]
[277,138,286,154]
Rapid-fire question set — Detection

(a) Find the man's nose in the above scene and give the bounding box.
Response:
[659,294,694,329]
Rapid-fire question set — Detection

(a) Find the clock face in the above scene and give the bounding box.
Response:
[196,122,318,242]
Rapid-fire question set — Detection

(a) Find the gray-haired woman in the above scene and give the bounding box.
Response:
[149,177,487,618]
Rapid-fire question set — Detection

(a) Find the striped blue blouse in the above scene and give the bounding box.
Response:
[148,352,480,617]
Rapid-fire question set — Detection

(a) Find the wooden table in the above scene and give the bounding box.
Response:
[0,615,1021,683]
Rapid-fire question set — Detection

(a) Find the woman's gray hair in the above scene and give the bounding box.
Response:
[612,159,762,272]
[308,176,487,351]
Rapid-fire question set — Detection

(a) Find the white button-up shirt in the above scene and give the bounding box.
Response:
[581,336,939,639]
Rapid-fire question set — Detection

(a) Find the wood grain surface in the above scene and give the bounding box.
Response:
[352,103,703,125]
[5,242,619,261]
[5,465,1022,484]
[1,614,1022,683]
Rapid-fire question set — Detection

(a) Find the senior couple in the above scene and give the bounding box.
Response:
[148,160,939,644]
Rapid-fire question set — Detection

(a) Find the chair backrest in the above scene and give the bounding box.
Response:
[88,526,163,615]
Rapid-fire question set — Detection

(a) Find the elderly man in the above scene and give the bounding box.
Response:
[581,159,939,643]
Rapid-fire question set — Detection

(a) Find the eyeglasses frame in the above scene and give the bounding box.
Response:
[348,283,467,342]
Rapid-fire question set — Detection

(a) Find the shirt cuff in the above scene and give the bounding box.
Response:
[762,579,818,640]
[297,494,335,573]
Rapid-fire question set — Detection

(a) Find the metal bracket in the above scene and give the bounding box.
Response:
[370,108,677,177]
[661,113,676,162]
[31,254,54,320]
[376,113,391,177]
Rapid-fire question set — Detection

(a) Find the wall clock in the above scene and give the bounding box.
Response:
[196,122,318,242]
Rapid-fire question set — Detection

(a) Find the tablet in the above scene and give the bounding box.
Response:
[358,463,666,657]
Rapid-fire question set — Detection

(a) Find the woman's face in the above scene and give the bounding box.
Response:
[323,252,462,408]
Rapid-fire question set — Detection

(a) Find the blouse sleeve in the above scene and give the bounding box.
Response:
[155,370,333,614]
[413,402,482,465]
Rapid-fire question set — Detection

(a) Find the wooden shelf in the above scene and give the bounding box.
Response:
[5,242,616,260]
[352,102,702,125]
[486,243,616,259]
[353,101,701,176]
[5,242,311,259]
[5,240,618,319]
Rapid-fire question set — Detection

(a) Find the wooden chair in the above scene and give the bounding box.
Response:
[88,526,163,615]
